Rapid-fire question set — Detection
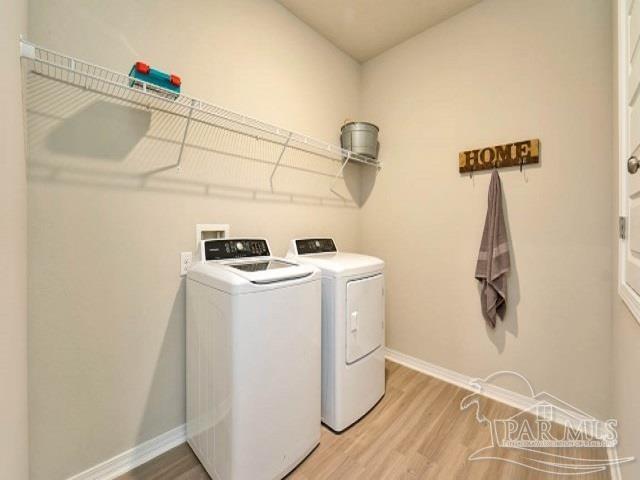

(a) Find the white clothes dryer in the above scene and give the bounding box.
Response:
[287,238,385,432]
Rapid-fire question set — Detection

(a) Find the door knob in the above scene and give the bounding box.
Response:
[628,156,640,174]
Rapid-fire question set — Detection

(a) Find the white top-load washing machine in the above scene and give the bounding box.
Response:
[287,238,385,432]
[187,238,321,480]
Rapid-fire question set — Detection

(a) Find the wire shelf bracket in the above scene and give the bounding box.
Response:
[330,153,352,200]
[269,132,293,192]
[176,99,197,172]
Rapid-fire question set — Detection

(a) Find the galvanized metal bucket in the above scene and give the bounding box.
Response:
[340,121,379,160]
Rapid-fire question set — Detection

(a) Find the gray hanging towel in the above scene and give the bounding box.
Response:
[475,170,510,327]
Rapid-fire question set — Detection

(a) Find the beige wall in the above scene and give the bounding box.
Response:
[359,0,613,417]
[26,1,360,478]
[0,0,29,478]
[611,0,640,475]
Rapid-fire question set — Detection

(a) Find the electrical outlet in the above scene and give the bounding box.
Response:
[180,252,193,276]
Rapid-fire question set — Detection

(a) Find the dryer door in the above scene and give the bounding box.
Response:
[345,274,384,364]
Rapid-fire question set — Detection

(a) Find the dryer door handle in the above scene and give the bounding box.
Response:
[350,311,359,333]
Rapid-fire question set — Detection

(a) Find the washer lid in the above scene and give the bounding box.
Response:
[224,258,314,284]
[226,259,293,272]
[188,256,318,293]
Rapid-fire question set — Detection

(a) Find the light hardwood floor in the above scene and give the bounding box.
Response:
[118,361,612,480]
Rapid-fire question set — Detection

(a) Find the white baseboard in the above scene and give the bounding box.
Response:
[385,347,540,413]
[66,424,186,480]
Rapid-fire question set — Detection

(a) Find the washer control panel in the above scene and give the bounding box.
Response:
[204,239,270,260]
[295,238,337,255]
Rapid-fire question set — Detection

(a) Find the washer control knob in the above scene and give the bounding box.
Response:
[236,242,244,251]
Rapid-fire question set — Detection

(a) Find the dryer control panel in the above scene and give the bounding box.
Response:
[295,238,337,255]
[203,239,270,261]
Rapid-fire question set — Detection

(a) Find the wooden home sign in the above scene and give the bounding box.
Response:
[458,139,540,173]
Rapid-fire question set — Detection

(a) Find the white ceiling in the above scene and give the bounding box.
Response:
[277,0,482,62]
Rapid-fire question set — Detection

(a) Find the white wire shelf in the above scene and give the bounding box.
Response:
[19,40,381,192]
